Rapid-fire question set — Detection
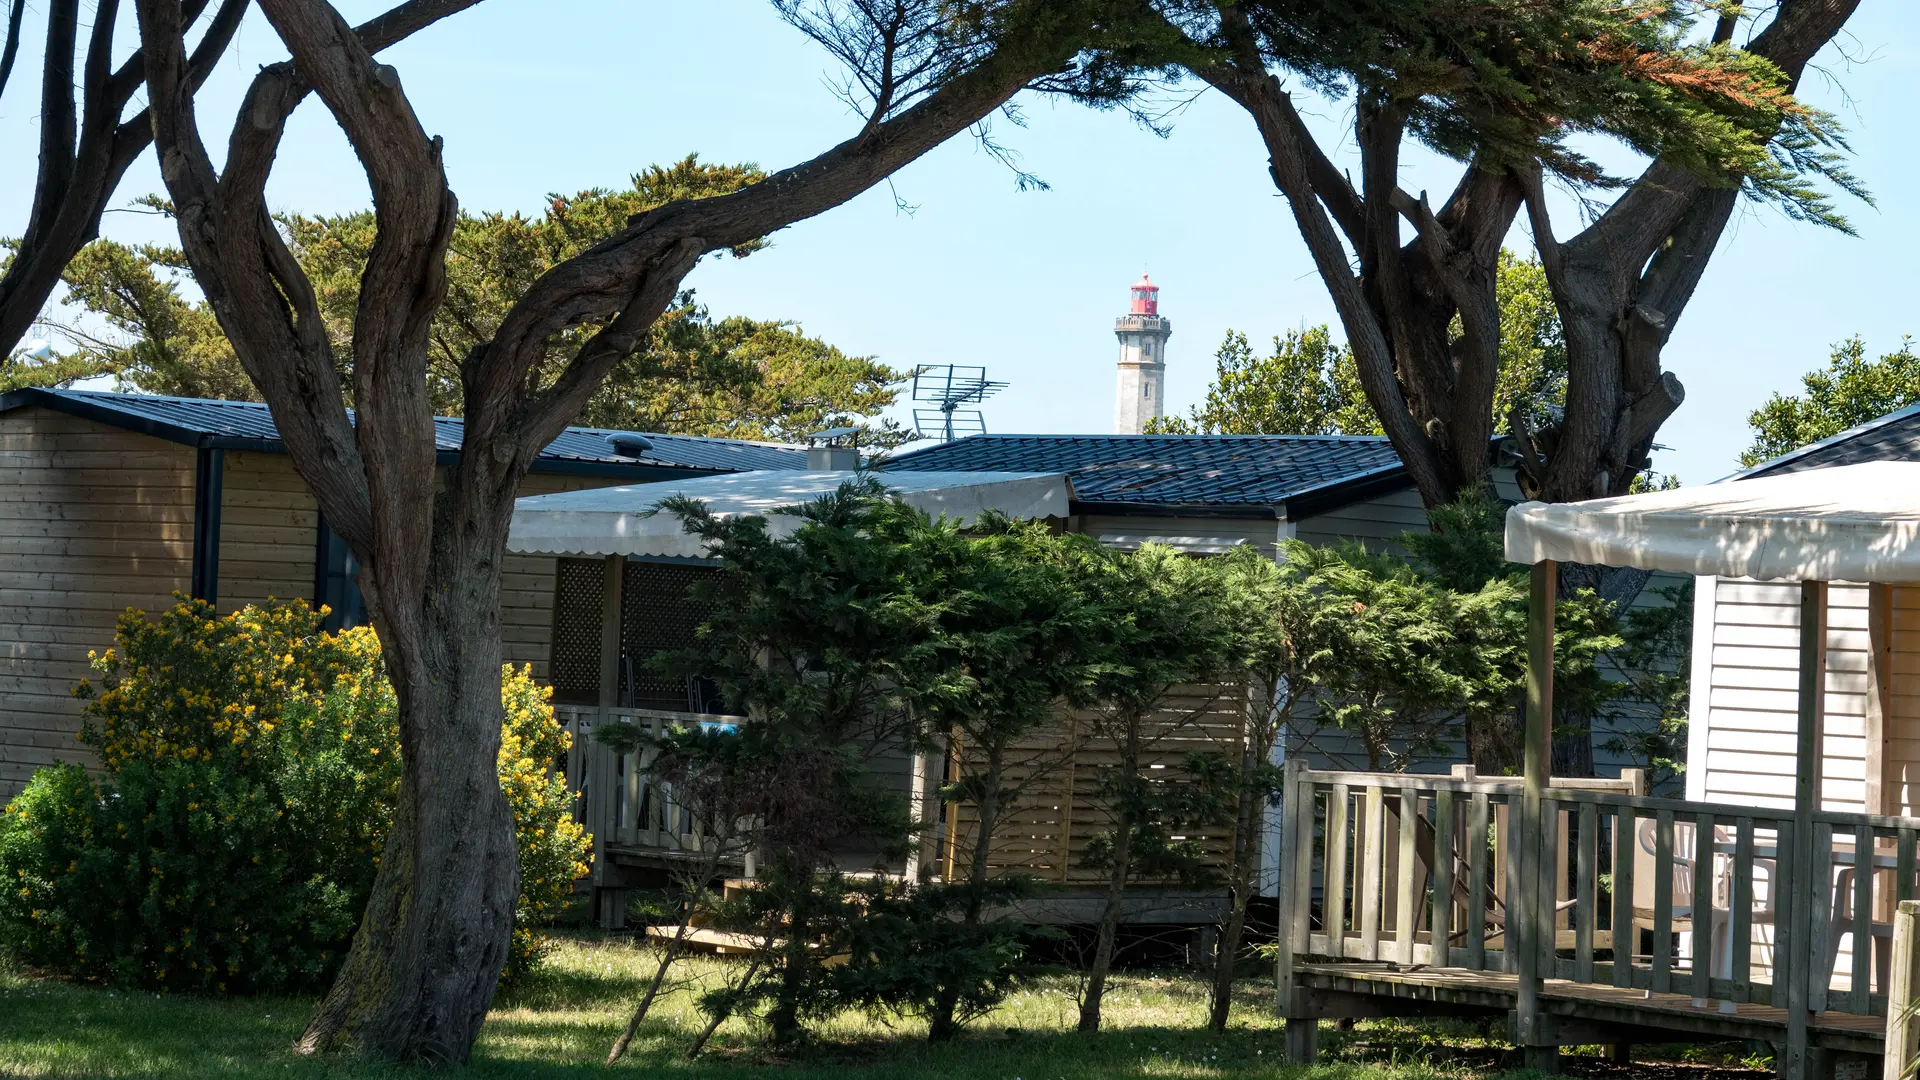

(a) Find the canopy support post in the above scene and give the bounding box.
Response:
[591,554,625,928]
[1517,559,1557,1072]
[1784,580,1827,1080]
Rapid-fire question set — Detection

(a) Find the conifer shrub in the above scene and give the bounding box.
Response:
[0,597,588,992]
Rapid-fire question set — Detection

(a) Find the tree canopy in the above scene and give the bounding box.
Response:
[46,163,908,444]
[1147,0,1864,505]
[1741,335,1920,467]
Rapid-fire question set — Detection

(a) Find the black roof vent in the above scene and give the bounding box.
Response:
[606,432,654,458]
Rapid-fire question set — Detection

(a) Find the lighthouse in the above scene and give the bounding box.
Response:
[1114,273,1171,435]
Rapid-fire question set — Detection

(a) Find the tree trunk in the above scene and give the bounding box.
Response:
[928,745,1004,1042]
[1465,711,1519,776]
[1078,716,1141,1035]
[296,511,519,1063]
[1077,814,1132,1035]
[608,926,690,1064]
[766,861,815,1047]
[1208,738,1264,1031]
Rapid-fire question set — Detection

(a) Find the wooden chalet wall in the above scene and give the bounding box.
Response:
[0,407,196,796]
[0,405,631,799]
[1693,578,1920,816]
[940,681,1250,887]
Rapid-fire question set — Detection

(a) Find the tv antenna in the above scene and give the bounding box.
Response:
[910,364,1006,442]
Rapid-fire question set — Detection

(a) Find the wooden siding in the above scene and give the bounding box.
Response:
[0,408,195,797]
[0,413,638,799]
[1291,469,1523,553]
[1695,578,1878,812]
[1875,585,1920,816]
[218,451,318,611]
[1075,513,1283,555]
[1293,486,1430,550]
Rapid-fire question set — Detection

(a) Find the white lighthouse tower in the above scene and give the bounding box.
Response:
[1114,273,1171,435]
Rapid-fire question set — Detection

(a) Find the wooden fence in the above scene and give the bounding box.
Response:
[941,682,1250,888]
[1279,763,1920,1026]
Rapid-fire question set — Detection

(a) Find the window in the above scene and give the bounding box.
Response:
[312,518,368,633]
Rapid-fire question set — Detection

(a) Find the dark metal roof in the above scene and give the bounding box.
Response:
[0,387,808,475]
[1730,403,1920,480]
[880,433,1410,517]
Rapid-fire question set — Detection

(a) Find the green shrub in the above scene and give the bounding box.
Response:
[0,597,589,993]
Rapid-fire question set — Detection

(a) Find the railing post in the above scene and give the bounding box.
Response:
[1886,900,1920,1080]
[1275,758,1314,1062]
[1516,560,1557,1072]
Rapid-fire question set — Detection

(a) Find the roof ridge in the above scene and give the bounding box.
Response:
[1723,400,1920,482]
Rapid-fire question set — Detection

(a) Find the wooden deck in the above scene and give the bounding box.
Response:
[1296,962,1885,1058]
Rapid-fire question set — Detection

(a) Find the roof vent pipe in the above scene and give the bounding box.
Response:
[606,432,654,458]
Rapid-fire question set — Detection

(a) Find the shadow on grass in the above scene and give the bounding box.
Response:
[0,975,1448,1080]
[8,948,1730,1080]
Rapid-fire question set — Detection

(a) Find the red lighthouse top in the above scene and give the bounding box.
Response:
[1129,273,1159,315]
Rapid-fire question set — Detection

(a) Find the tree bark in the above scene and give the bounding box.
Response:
[1517,0,1860,504]
[927,743,1004,1042]
[1077,712,1141,1035]
[1190,9,1522,510]
[1207,724,1265,1032]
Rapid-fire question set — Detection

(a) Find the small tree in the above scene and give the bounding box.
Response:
[660,480,957,1046]
[1074,543,1233,1034]
[1742,336,1920,467]
[1197,544,1329,1031]
[914,517,1110,1041]
[597,722,767,1064]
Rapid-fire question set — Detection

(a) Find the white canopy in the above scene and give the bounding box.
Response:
[1504,461,1920,583]
[508,469,1073,559]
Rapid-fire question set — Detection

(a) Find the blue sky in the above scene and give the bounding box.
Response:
[3,1,1915,485]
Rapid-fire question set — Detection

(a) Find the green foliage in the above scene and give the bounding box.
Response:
[1600,579,1695,788]
[1225,1,1865,229]
[1279,493,1624,774]
[1145,325,1376,435]
[1155,252,1563,439]
[656,482,975,1042]
[1742,336,1920,466]
[51,231,248,399]
[0,599,588,993]
[51,160,906,443]
[1488,249,1567,435]
[1072,544,1237,880]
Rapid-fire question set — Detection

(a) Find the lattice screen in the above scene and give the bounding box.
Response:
[619,562,728,713]
[548,558,604,704]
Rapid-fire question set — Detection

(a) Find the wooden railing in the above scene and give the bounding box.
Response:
[1276,763,1920,1021]
[555,704,739,858]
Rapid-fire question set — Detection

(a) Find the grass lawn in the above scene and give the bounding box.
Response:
[0,934,1768,1079]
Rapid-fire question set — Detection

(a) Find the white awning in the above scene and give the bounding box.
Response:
[1503,461,1920,583]
[508,470,1072,559]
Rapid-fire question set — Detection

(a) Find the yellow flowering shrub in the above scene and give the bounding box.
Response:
[75,597,365,774]
[0,598,591,993]
[499,665,591,980]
